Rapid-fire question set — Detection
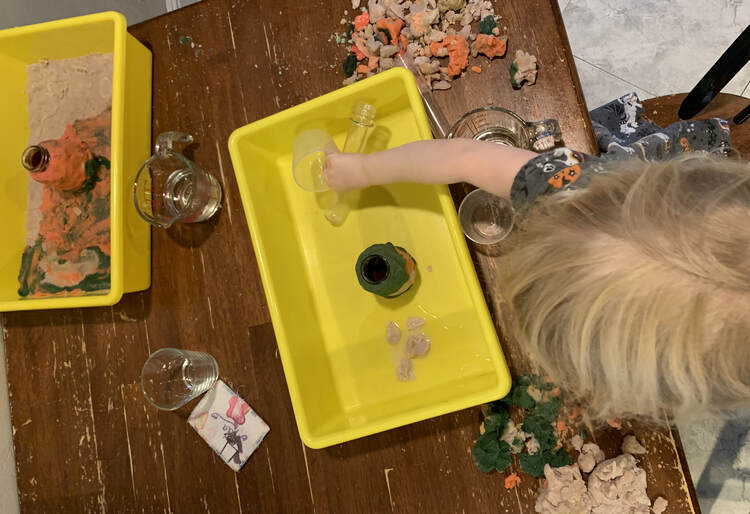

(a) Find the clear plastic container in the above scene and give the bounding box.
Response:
[458,189,515,244]
[292,129,338,192]
[141,348,219,410]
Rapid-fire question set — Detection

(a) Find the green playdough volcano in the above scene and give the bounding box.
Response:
[355,243,417,298]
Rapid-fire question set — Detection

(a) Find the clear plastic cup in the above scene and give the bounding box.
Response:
[458,189,515,244]
[292,129,339,192]
[141,348,219,410]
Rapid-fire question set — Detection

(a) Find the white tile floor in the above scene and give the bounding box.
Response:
[1,1,750,512]
[0,0,201,30]
[562,0,750,110]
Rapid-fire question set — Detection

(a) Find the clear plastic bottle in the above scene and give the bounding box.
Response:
[325,102,377,226]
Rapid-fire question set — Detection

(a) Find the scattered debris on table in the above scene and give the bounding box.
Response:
[334,0,512,89]
[577,442,605,473]
[509,49,537,88]
[178,34,204,57]
[473,375,667,512]
[388,315,430,381]
[471,374,572,477]
[504,472,521,489]
[651,496,668,514]
[621,434,647,455]
[536,452,655,513]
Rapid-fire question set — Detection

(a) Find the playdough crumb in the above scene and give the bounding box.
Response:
[396,357,415,382]
[555,420,567,435]
[526,434,540,455]
[622,435,647,455]
[470,65,482,73]
[570,434,584,452]
[475,34,507,59]
[577,442,604,474]
[406,316,426,331]
[427,265,433,272]
[404,333,431,358]
[568,406,582,421]
[607,418,622,430]
[526,385,543,403]
[386,321,402,344]
[509,49,537,88]
[651,496,668,514]
[504,473,521,489]
[535,464,591,514]
[588,454,651,513]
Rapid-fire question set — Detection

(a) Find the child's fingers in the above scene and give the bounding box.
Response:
[323,153,365,191]
[322,153,344,190]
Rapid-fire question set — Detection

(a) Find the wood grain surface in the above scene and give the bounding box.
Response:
[643,92,750,155]
[3,0,702,512]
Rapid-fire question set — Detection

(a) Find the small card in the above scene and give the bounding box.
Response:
[188,380,269,471]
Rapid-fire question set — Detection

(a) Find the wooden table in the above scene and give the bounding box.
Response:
[3,0,701,512]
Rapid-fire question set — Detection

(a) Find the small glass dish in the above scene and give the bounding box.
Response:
[458,189,515,244]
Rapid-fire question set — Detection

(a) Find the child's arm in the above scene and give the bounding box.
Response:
[323,139,537,198]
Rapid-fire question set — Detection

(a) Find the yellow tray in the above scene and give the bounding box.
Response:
[228,68,511,448]
[0,12,152,311]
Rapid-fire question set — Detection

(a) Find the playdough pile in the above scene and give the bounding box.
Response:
[18,53,113,298]
[472,375,669,514]
[335,0,538,90]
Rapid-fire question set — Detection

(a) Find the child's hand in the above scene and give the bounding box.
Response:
[323,152,369,191]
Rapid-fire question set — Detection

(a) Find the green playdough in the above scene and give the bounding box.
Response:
[343,53,358,77]
[471,374,572,478]
[76,155,109,194]
[478,15,497,35]
[355,243,417,298]
[509,60,521,88]
[377,27,391,44]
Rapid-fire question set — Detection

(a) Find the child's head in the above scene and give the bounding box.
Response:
[498,153,750,422]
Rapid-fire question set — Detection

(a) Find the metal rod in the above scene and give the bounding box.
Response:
[396,54,452,138]
[733,102,750,125]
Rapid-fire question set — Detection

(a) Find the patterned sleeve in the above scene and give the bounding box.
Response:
[509,147,606,209]
[510,118,731,210]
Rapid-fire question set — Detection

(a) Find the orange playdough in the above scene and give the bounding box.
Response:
[37,108,112,259]
[375,17,404,45]
[33,127,92,191]
[353,11,370,31]
[356,56,379,74]
[504,473,522,489]
[429,35,469,77]
[476,34,507,59]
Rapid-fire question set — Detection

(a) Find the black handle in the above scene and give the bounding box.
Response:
[679,25,750,120]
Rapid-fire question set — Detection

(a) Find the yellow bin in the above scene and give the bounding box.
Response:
[229,68,511,448]
[0,12,152,311]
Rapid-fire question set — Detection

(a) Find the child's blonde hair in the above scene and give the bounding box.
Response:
[498,153,750,422]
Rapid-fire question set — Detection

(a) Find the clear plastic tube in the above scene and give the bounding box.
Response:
[325,102,377,226]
